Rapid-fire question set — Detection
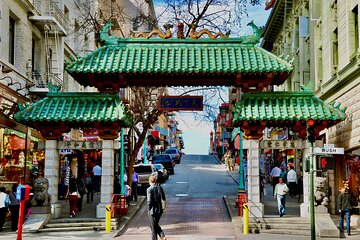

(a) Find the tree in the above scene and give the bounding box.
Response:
[156,0,262,36]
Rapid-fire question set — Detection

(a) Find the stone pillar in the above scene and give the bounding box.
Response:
[44,140,61,218]
[244,139,264,218]
[300,147,311,218]
[96,140,114,218]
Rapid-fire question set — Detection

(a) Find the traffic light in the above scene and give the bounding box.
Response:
[319,155,335,170]
[307,119,316,143]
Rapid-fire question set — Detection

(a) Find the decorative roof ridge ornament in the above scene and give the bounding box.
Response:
[48,82,61,93]
[130,24,173,39]
[188,23,230,39]
[99,20,120,45]
[177,22,185,39]
[238,21,262,44]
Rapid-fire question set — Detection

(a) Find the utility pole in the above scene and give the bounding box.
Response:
[310,142,316,240]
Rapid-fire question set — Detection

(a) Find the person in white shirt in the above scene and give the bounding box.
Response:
[270,163,281,194]
[287,166,298,198]
[0,187,9,231]
[274,177,289,217]
[92,163,102,194]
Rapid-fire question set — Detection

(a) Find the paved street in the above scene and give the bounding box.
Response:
[0,154,358,240]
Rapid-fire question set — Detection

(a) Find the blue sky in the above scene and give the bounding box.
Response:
[153,1,271,154]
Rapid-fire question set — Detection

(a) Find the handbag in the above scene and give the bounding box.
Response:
[161,199,166,211]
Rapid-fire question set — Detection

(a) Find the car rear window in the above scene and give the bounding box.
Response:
[154,164,162,170]
[134,166,153,173]
[153,155,171,161]
[165,149,177,154]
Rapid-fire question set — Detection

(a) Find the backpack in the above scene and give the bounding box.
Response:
[77,179,86,192]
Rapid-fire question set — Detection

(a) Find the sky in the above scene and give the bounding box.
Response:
[153,1,271,154]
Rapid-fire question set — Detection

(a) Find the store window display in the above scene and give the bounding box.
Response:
[345,152,360,213]
[0,128,45,185]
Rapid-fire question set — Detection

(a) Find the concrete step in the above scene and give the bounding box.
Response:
[49,218,117,223]
[250,223,310,230]
[44,221,117,228]
[38,225,116,232]
[251,228,312,236]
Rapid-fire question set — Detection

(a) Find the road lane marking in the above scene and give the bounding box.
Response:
[176,194,188,197]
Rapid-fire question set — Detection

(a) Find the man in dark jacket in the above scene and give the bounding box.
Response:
[338,187,356,235]
[147,175,167,240]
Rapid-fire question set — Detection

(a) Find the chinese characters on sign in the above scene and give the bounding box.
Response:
[58,141,102,150]
[259,140,306,149]
[158,96,203,111]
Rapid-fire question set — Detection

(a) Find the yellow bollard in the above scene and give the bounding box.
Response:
[105,205,112,232]
[243,203,249,235]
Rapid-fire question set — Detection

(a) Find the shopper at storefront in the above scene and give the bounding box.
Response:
[76,176,86,212]
[131,169,140,201]
[9,183,20,231]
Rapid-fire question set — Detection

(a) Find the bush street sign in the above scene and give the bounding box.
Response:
[314,147,344,155]
[158,96,203,111]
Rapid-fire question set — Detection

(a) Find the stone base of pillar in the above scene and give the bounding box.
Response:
[300,202,310,218]
[51,203,62,219]
[248,202,264,218]
[96,203,110,218]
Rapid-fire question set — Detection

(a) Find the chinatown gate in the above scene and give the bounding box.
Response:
[14,22,346,219]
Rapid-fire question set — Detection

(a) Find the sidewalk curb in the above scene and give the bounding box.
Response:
[223,195,243,238]
[113,196,146,238]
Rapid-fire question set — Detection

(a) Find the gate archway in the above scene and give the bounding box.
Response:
[14,22,346,219]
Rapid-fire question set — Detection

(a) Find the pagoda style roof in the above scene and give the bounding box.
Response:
[14,91,131,140]
[65,22,293,92]
[232,91,347,139]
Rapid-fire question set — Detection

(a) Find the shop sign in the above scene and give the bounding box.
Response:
[314,147,344,155]
[59,149,72,155]
[158,96,203,111]
[259,140,306,149]
[58,141,102,150]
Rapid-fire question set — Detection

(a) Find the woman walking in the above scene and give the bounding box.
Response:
[66,176,79,217]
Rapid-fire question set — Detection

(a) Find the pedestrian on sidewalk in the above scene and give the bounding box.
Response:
[147,175,167,240]
[66,176,79,217]
[8,183,20,231]
[131,168,140,201]
[338,183,357,235]
[287,166,297,197]
[84,173,94,203]
[270,163,281,195]
[0,187,9,232]
[76,176,86,212]
[92,162,102,194]
[274,177,289,217]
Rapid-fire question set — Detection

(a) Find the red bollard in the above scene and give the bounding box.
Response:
[237,191,247,217]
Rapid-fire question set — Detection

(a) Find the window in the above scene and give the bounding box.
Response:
[353,5,359,53]
[9,16,15,64]
[332,28,338,67]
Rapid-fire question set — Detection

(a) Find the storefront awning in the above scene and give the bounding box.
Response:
[150,130,160,139]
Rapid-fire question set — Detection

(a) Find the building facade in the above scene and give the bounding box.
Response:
[262,0,360,216]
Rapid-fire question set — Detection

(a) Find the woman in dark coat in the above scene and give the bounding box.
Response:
[66,176,78,217]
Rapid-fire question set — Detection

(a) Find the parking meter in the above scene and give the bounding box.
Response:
[16,185,31,201]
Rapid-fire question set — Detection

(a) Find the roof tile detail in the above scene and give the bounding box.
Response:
[66,39,293,75]
[233,91,347,123]
[14,92,131,125]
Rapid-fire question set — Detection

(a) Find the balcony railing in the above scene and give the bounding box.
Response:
[31,71,63,89]
[31,0,69,32]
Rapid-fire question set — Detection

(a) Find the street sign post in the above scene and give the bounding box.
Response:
[314,147,344,155]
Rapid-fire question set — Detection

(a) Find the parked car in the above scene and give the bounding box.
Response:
[153,163,169,182]
[133,164,156,187]
[164,148,182,164]
[152,154,175,175]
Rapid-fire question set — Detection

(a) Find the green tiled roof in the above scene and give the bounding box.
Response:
[66,39,293,75]
[14,92,131,125]
[233,91,347,123]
